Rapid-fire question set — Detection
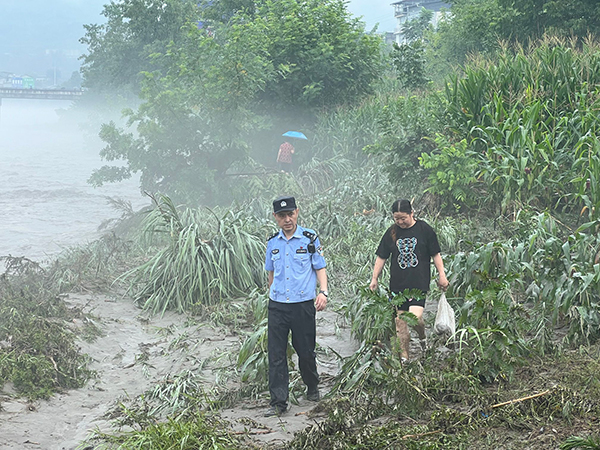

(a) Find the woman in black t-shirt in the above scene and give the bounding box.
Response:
[369,199,449,362]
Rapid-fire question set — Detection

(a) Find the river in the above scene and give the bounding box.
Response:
[0,99,147,264]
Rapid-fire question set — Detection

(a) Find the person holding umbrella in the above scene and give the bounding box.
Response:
[277,141,295,172]
[277,131,308,172]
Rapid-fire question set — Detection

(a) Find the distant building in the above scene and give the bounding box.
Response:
[384,32,396,46]
[8,75,36,89]
[392,0,451,44]
[0,71,13,88]
[22,76,35,88]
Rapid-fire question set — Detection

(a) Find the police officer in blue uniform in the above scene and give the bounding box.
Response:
[264,196,328,417]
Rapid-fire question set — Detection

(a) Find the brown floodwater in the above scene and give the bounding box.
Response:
[0,98,147,263]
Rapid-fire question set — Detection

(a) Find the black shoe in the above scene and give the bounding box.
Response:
[307,387,320,402]
[264,405,287,417]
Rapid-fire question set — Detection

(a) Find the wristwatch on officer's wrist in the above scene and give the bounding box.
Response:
[319,290,328,298]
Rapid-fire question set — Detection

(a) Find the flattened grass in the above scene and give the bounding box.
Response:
[88,414,241,450]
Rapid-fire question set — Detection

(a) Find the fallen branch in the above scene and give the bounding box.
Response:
[222,171,281,177]
[233,429,273,435]
[491,389,552,409]
[401,430,442,440]
[49,356,58,372]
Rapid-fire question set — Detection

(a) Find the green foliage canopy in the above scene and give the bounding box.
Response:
[88,18,274,203]
[432,0,600,69]
[80,0,200,94]
[245,0,384,109]
[391,40,430,90]
[498,0,600,40]
[86,0,384,204]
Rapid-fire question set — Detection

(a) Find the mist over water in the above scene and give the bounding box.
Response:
[0,99,147,262]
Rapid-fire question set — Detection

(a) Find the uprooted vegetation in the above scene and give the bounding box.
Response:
[3,162,600,448]
[290,346,600,449]
[80,37,600,448]
[56,162,600,449]
[0,257,97,401]
[4,35,600,449]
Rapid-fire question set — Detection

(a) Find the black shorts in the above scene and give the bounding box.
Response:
[391,294,426,311]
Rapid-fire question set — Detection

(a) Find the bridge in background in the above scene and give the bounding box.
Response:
[0,88,83,101]
[0,88,83,122]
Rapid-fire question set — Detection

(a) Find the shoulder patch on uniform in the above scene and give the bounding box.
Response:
[302,230,317,241]
[267,232,278,242]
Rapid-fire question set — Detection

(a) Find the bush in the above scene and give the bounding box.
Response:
[0,257,94,399]
[123,195,267,314]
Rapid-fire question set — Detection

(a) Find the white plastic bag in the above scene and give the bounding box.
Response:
[434,292,455,336]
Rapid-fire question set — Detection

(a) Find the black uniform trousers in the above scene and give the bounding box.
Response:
[268,299,319,409]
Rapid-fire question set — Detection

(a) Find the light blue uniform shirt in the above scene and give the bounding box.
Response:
[265,225,327,303]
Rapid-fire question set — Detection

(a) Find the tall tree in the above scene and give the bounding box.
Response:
[88,0,384,204]
[80,0,200,95]
[401,7,434,42]
[432,0,600,70]
[88,20,273,204]
[244,0,384,110]
[433,0,511,66]
[392,8,434,90]
[498,0,600,39]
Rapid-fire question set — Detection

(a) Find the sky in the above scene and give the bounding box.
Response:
[0,0,396,79]
[347,0,397,32]
[0,0,107,79]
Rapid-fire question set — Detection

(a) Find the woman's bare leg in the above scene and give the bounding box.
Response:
[396,305,425,360]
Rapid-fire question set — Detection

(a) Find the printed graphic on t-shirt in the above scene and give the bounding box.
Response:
[397,237,418,269]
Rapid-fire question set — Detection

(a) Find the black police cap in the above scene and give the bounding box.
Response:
[273,196,297,213]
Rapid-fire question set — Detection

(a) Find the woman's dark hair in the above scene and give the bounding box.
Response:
[391,199,412,214]
[390,199,413,241]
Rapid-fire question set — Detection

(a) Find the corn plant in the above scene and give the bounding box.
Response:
[426,37,600,215]
[572,134,600,221]
[451,273,532,382]
[523,214,600,344]
[446,210,600,350]
[446,241,527,298]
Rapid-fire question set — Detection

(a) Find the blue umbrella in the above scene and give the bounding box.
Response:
[282,131,308,140]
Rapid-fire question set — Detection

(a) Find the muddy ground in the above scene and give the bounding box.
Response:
[3,292,429,449]
[3,291,592,450]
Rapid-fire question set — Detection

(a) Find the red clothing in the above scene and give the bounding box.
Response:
[277,142,294,164]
